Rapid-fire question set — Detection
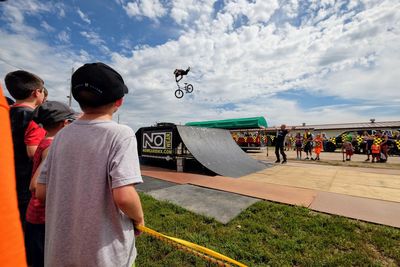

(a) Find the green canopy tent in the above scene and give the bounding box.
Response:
[185,116,268,129]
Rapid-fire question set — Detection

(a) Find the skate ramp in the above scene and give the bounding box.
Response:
[176,126,268,178]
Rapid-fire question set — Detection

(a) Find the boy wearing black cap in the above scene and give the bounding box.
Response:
[26,101,75,267]
[36,63,144,267]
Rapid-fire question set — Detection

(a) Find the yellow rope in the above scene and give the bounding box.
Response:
[137,225,248,267]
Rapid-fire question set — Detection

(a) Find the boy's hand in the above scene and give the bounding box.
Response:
[134,220,144,236]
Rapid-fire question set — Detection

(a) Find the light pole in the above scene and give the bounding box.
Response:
[67,67,74,107]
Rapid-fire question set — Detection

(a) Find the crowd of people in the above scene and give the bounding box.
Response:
[276,127,396,163]
[275,125,327,163]
[4,63,144,267]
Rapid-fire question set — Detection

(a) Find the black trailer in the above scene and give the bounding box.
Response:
[135,123,268,178]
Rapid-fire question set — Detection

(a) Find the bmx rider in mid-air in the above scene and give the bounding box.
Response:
[174,67,190,82]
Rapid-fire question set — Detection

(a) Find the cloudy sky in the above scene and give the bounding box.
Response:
[1,0,399,130]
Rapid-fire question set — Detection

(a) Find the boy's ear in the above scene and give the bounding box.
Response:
[31,89,38,97]
[115,98,123,107]
[63,119,71,127]
[32,88,42,98]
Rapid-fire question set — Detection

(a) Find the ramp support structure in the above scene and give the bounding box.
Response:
[176,157,185,172]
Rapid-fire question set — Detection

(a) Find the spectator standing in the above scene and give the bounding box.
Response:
[295,132,303,159]
[4,70,46,263]
[379,133,389,162]
[313,133,323,161]
[322,133,329,151]
[343,135,354,161]
[363,131,373,161]
[371,142,381,163]
[25,101,76,267]
[303,130,314,160]
[285,133,292,151]
[36,63,144,267]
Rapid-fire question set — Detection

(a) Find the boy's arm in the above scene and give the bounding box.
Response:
[26,145,39,158]
[29,147,49,192]
[36,184,46,202]
[25,121,46,158]
[112,185,144,234]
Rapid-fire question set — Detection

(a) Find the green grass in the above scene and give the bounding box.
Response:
[136,193,400,267]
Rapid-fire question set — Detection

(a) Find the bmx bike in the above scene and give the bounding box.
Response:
[174,82,193,99]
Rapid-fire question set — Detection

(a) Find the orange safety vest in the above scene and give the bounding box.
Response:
[371,144,380,154]
[0,84,27,266]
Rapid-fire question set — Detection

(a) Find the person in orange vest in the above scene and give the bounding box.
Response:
[313,133,323,161]
[0,83,27,266]
[371,142,381,163]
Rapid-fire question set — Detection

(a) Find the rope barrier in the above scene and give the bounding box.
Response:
[137,225,248,267]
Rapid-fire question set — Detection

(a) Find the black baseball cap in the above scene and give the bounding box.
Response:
[71,62,128,107]
[33,101,76,127]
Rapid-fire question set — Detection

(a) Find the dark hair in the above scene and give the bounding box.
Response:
[4,70,44,100]
[6,96,15,106]
[76,90,117,111]
[42,120,65,132]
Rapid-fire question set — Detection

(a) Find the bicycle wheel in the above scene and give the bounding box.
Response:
[175,89,184,99]
[186,84,193,93]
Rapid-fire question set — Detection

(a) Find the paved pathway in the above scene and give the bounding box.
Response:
[241,162,400,203]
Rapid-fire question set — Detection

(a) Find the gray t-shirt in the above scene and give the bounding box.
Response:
[38,120,142,267]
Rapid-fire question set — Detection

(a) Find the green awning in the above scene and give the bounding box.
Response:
[185,116,268,129]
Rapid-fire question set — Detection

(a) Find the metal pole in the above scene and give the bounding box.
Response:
[68,67,74,107]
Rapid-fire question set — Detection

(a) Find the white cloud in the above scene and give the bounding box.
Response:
[80,31,110,53]
[57,31,70,43]
[1,0,399,130]
[0,0,62,35]
[80,31,104,46]
[281,0,299,18]
[77,8,91,24]
[124,0,167,20]
[169,0,216,28]
[224,0,279,24]
[108,0,400,129]
[41,21,55,32]
[0,29,85,110]
[53,2,66,18]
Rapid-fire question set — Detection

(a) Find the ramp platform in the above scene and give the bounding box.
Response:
[176,126,267,177]
[136,124,268,177]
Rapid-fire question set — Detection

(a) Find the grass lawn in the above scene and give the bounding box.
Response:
[136,193,400,267]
